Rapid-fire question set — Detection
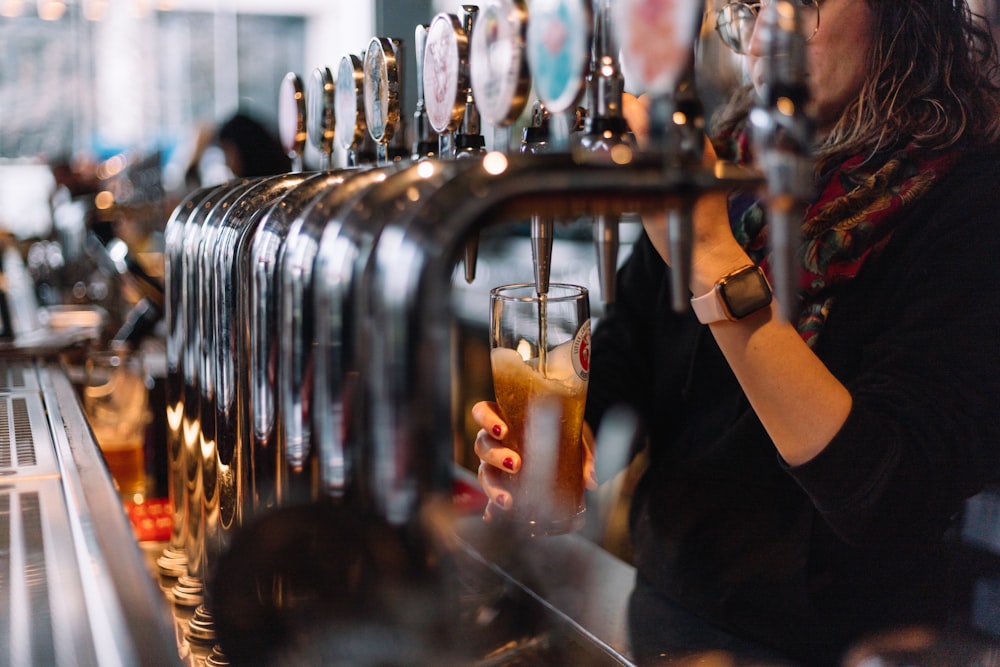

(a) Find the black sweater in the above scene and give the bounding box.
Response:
[585,147,1000,665]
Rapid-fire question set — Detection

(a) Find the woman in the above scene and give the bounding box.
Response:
[472,1,1000,664]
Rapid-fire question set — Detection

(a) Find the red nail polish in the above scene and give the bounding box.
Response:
[502,457,515,471]
[492,424,502,437]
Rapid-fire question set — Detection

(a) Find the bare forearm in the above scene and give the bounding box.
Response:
[707,303,853,466]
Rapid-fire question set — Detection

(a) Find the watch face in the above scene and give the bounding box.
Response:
[720,266,773,319]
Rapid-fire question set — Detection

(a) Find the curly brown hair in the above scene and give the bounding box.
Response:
[713,1,1000,173]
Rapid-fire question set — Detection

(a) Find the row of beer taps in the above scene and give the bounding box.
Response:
[160,0,814,662]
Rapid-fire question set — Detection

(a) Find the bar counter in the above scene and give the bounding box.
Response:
[0,357,175,666]
[2,357,638,666]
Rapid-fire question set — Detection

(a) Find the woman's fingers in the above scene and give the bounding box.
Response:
[471,400,507,439]
[474,427,520,474]
[477,459,514,522]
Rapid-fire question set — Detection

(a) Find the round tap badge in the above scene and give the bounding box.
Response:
[335,54,366,151]
[423,13,465,134]
[277,72,307,159]
[470,0,530,128]
[613,0,701,94]
[364,37,398,143]
[525,0,591,114]
[306,66,335,157]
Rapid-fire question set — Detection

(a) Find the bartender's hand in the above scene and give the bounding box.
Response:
[471,400,597,522]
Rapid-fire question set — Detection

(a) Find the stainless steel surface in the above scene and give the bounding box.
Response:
[0,359,177,666]
[163,185,225,579]
[182,179,254,597]
[199,173,308,644]
[246,171,349,511]
[308,164,407,501]
[454,513,636,665]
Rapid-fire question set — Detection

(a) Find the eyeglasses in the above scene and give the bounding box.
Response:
[715,0,821,55]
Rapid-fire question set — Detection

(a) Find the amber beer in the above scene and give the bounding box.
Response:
[83,349,150,504]
[90,426,147,501]
[490,283,591,536]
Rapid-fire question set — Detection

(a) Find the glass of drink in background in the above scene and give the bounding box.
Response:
[490,282,591,536]
[83,347,150,505]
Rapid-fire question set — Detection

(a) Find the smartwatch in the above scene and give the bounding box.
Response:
[690,265,773,324]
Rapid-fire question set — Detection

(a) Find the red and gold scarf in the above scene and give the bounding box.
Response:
[731,145,959,347]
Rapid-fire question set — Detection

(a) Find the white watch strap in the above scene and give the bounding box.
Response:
[690,286,727,324]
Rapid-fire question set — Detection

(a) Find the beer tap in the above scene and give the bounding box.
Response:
[159,184,229,586]
[749,0,814,321]
[524,0,591,298]
[469,0,530,155]
[335,53,374,167]
[457,6,487,284]
[278,72,308,172]
[423,7,486,283]
[520,103,556,297]
[363,37,402,166]
[307,66,336,170]
[573,0,636,309]
[412,24,438,159]
[613,0,703,312]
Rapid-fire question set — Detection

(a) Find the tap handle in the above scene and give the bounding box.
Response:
[413,24,438,158]
[335,54,368,163]
[751,0,815,321]
[278,72,307,172]
[307,66,336,169]
[363,37,401,164]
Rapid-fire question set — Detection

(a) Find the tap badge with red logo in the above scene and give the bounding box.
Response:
[571,319,591,382]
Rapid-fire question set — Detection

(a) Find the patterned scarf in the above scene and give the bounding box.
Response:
[730,144,959,347]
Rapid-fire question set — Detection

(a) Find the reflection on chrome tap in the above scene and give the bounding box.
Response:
[160,183,224,582]
[246,171,349,512]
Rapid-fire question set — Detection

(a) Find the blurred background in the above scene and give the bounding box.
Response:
[0,0,499,242]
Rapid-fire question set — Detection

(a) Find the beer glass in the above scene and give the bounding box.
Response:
[83,347,150,505]
[489,282,591,536]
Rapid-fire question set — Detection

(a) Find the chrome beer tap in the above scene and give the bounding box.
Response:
[160,184,229,586]
[469,0,531,156]
[524,0,592,298]
[307,66,336,170]
[749,0,814,321]
[574,0,636,308]
[412,24,439,159]
[278,72,308,172]
[423,7,486,284]
[336,53,375,168]
[363,37,402,166]
[614,0,705,312]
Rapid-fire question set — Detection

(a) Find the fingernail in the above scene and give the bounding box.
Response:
[495,493,508,509]
[502,456,515,471]
[492,424,503,437]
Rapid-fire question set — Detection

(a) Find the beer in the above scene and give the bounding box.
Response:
[491,341,588,535]
[83,349,150,505]
[92,427,147,502]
